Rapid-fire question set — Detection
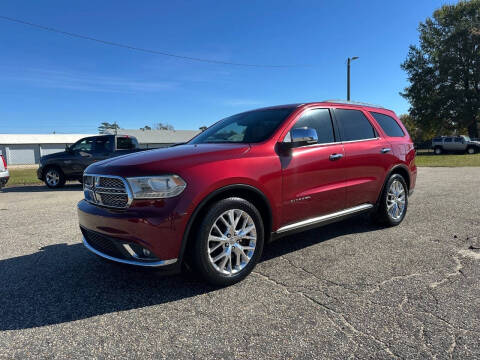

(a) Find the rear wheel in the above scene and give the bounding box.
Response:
[192,197,264,286]
[374,174,408,226]
[44,167,66,188]
[434,147,442,155]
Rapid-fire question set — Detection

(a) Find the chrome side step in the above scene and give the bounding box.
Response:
[275,203,373,234]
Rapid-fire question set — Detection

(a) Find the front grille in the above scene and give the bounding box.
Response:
[81,228,128,259]
[83,174,130,208]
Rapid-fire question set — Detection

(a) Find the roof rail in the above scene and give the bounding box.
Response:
[322,99,385,109]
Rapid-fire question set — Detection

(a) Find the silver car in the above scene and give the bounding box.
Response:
[0,153,9,188]
[432,135,480,155]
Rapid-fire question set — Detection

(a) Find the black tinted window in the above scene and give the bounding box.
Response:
[117,137,137,149]
[93,137,113,153]
[190,108,294,144]
[335,109,376,141]
[71,138,94,152]
[292,109,335,144]
[445,138,453,142]
[370,112,405,137]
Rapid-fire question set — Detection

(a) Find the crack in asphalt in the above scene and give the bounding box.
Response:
[252,271,400,359]
[430,255,465,289]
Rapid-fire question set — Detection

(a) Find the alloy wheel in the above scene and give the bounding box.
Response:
[46,169,60,187]
[386,180,406,220]
[207,209,257,276]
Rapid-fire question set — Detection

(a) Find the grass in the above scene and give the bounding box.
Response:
[415,153,480,167]
[7,168,43,186]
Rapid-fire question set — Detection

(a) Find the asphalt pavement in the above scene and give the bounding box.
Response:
[0,167,479,359]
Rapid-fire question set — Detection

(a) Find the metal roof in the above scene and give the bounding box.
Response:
[105,129,200,144]
[0,134,95,144]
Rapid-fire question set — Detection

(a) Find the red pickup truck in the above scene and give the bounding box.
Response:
[78,101,416,285]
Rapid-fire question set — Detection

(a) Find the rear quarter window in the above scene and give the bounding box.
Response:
[370,112,405,137]
[117,137,138,150]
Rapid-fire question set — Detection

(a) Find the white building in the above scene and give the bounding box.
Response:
[0,134,95,165]
[0,129,200,165]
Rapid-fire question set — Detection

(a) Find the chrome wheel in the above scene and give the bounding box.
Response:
[207,209,257,276]
[386,180,406,220]
[45,169,60,187]
[467,147,475,154]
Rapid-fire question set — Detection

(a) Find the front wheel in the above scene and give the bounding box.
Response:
[374,174,408,226]
[192,197,264,286]
[44,167,66,189]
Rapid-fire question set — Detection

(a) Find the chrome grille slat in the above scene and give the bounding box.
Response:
[83,174,131,208]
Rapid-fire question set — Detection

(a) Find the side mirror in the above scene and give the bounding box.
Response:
[290,128,318,147]
[277,127,318,155]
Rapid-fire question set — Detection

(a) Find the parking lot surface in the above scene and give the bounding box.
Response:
[0,167,479,359]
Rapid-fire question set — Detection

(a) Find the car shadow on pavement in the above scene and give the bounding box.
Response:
[0,215,380,331]
[2,183,83,193]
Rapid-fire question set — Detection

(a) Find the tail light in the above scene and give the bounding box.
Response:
[1,155,6,170]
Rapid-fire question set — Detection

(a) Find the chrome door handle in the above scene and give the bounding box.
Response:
[329,153,343,161]
[381,148,391,154]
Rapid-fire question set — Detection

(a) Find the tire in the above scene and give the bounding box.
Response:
[373,174,408,227]
[434,147,442,155]
[466,146,476,155]
[192,197,264,286]
[44,167,66,189]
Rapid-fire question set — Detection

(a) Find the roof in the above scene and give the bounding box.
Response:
[0,134,95,145]
[106,129,200,144]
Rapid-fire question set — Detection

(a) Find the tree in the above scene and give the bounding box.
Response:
[98,122,120,134]
[199,126,208,132]
[140,125,152,131]
[154,122,174,131]
[401,0,480,138]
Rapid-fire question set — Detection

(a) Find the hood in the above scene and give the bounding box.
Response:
[86,143,251,177]
[40,151,70,162]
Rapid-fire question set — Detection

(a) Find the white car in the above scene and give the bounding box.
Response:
[0,154,9,188]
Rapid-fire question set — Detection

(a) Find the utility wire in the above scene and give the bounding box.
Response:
[0,15,310,68]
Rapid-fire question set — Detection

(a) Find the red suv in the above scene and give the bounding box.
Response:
[78,101,416,285]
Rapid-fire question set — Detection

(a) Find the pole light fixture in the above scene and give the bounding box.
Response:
[347,57,359,101]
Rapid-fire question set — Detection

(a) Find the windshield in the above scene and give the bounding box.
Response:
[189,108,294,144]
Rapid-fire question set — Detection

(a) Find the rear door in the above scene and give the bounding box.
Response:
[333,108,393,208]
[281,108,346,226]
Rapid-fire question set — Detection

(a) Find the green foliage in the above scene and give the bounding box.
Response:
[401,0,480,138]
[98,122,120,134]
[140,125,152,131]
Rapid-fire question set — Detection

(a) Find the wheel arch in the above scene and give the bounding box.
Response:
[41,163,64,180]
[376,164,411,205]
[179,184,273,264]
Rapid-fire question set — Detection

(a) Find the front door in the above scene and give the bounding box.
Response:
[281,108,346,226]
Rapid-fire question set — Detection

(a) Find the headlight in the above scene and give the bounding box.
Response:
[126,175,187,199]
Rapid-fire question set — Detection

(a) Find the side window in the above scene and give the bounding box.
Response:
[444,138,453,143]
[116,137,137,150]
[93,137,113,154]
[71,138,94,152]
[370,112,405,137]
[291,108,335,144]
[335,109,376,141]
[454,137,463,143]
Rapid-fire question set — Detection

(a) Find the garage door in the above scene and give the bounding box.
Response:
[40,144,68,156]
[6,145,40,165]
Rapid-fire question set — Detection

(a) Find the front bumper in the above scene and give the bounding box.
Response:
[78,199,188,267]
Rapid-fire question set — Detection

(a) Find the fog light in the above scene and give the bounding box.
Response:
[142,248,152,257]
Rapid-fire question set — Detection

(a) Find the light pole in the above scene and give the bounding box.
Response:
[347,56,359,101]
